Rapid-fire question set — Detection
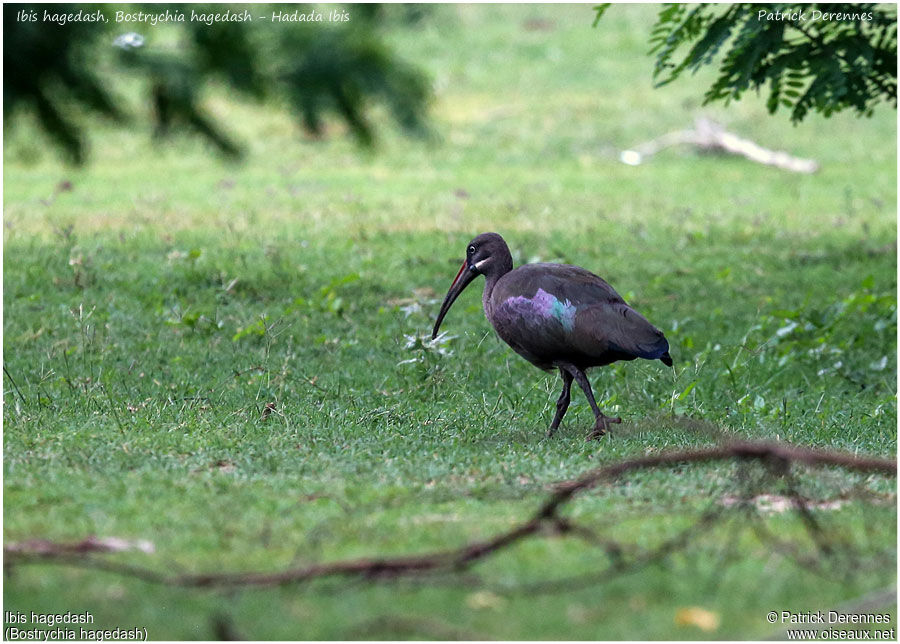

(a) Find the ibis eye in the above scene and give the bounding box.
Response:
[467,245,476,255]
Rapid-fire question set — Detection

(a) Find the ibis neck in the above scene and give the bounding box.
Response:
[481,258,513,312]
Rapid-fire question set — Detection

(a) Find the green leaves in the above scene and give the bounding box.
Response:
[5,3,431,164]
[626,3,898,122]
[232,316,269,342]
[295,272,361,317]
[3,5,126,163]
[591,4,611,28]
[755,274,897,387]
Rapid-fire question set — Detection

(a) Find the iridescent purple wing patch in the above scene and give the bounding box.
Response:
[503,288,576,331]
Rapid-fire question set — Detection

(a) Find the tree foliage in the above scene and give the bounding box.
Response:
[4,3,431,163]
[595,3,897,122]
[4,5,127,163]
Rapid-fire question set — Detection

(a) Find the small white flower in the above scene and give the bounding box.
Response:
[399,302,422,318]
[114,32,145,49]
[775,321,798,337]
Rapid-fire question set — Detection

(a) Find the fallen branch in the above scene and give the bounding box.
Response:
[5,536,154,556]
[620,117,820,173]
[4,440,894,589]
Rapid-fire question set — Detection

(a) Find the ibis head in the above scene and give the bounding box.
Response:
[432,232,512,340]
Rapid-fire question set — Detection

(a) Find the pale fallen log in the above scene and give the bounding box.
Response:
[620,117,819,173]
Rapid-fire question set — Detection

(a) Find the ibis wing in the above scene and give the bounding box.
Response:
[574,302,670,361]
[489,263,668,367]
[512,263,626,307]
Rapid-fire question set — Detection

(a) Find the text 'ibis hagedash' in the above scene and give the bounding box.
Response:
[432,232,673,439]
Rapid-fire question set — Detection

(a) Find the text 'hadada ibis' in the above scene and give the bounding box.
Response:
[432,232,673,439]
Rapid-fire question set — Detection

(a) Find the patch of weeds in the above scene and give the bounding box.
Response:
[294,272,361,317]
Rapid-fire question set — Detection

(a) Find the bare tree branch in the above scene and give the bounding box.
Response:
[5,440,894,590]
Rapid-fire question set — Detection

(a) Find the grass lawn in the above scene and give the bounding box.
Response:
[3,4,896,640]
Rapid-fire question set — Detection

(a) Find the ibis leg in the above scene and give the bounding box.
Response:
[559,363,621,439]
[547,368,573,437]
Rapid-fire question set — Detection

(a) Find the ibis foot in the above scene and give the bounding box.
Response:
[586,415,621,440]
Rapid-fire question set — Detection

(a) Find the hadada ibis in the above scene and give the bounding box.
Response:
[432,232,673,439]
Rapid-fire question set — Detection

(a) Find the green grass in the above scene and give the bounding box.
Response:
[4,4,897,640]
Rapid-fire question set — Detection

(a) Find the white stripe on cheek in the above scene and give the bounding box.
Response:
[474,258,491,271]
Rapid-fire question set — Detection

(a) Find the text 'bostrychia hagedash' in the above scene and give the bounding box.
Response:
[432,233,673,439]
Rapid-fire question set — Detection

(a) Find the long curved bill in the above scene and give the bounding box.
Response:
[432,260,478,339]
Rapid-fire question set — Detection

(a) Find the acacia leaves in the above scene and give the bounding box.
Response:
[4,3,431,163]
[597,3,898,122]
